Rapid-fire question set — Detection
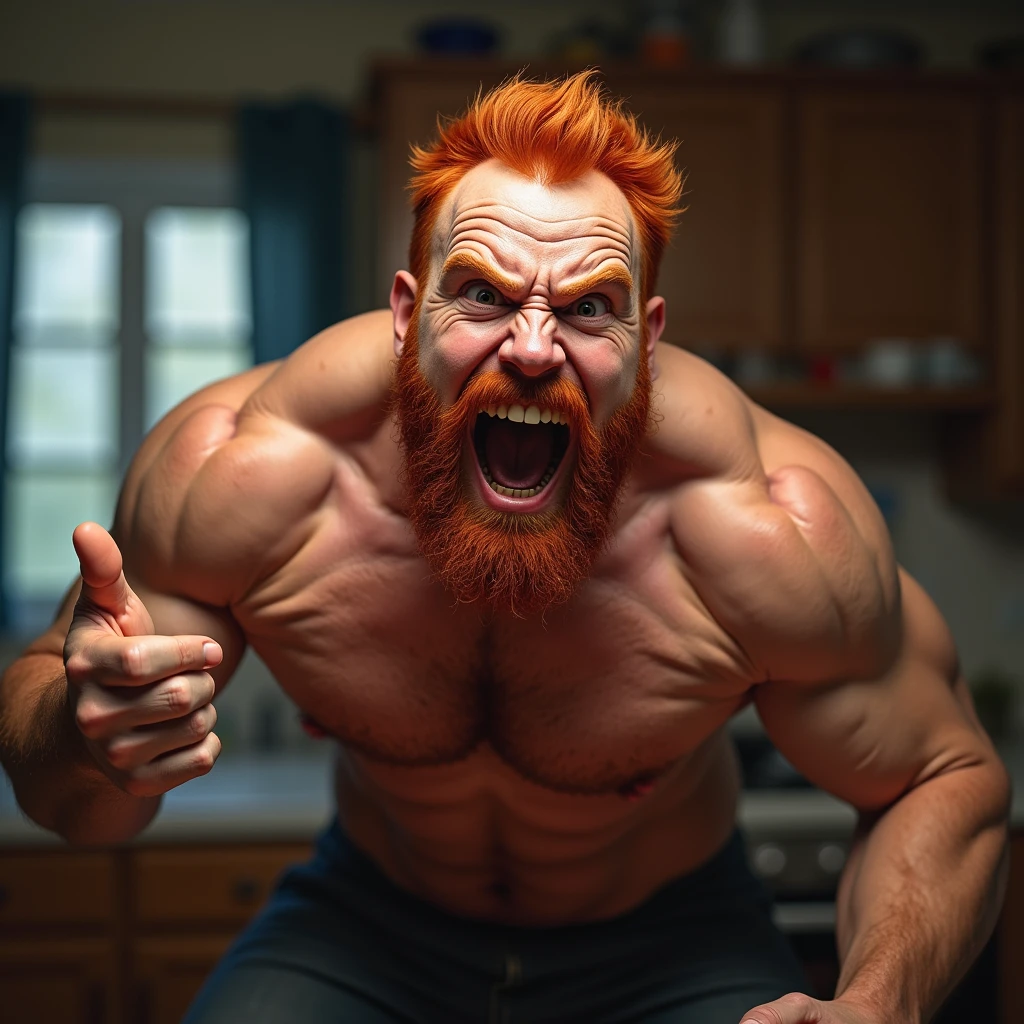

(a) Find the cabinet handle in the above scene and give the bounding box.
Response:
[231,877,262,905]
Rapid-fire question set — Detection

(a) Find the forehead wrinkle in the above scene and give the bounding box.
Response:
[449,197,632,246]
[448,214,633,285]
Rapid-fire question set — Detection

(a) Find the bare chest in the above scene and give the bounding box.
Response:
[234,495,755,793]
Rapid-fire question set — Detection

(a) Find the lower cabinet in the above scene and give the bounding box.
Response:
[0,842,310,1024]
[133,934,236,1024]
[1,835,1022,1022]
[128,842,311,1023]
[0,937,118,1024]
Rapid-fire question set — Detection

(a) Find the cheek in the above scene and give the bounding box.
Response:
[421,319,509,403]
[566,340,638,422]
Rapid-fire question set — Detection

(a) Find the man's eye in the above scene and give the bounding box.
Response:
[465,283,504,306]
[573,295,609,318]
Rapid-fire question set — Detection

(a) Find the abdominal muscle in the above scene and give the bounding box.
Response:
[332,731,743,926]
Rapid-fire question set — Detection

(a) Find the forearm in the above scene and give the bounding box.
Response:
[834,759,1011,1022]
[0,650,160,844]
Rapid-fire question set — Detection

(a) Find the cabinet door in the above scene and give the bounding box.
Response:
[374,64,513,306]
[614,82,785,350]
[797,86,983,352]
[942,94,1024,499]
[132,844,309,927]
[1000,832,1024,1024]
[133,934,234,1024]
[992,96,1024,493]
[0,937,117,1024]
[0,849,114,927]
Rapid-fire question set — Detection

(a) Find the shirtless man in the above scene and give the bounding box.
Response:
[0,73,1010,1024]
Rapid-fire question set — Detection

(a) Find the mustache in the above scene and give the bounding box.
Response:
[448,372,591,431]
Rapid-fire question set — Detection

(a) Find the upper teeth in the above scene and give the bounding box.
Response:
[482,404,565,425]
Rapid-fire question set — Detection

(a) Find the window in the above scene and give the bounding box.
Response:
[5,160,253,634]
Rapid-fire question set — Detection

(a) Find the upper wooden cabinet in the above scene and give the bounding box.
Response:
[993,95,1024,493]
[371,64,786,353]
[612,82,785,350]
[369,61,1020,494]
[796,84,984,352]
[374,64,512,307]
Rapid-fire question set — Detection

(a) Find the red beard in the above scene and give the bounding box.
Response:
[393,317,652,616]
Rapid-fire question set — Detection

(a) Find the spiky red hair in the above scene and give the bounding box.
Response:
[406,70,683,299]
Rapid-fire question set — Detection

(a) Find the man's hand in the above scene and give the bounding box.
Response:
[64,522,224,797]
[741,993,899,1024]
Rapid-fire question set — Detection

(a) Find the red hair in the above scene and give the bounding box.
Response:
[407,70,683,299]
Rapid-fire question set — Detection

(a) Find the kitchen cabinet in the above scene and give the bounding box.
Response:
[796,83,983,353]
[373,62,512,309]
[128,843,309,1021]
[370,61,1021,496]
[612,81,785,350]
[0,842,308,1024]
[0,849,119,1023]
[131,844,307,927]
[944,93,1024,498]
[1000,828,1024,1024]
[993,95,1024,493]
[133,935,235,1024]
[0,937,118,1024]
[1,833,1022,1021]
[372,62,787,352]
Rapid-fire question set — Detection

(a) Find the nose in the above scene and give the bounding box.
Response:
[499,308,565,378]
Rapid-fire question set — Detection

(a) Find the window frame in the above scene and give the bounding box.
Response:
[23,156,242,475]
[5,157,244,635]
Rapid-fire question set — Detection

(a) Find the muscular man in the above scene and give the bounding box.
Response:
[0,73,1010,1023]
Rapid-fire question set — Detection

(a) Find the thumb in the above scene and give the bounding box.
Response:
[72,521,132,619]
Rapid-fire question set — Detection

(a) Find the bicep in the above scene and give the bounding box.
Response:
[754,568,994,810]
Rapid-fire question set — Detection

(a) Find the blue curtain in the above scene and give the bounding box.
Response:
[238,98,350,364]
[0,94,31,630]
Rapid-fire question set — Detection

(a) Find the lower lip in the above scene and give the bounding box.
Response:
[468,423,575,513]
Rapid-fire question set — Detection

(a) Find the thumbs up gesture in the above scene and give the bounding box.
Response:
[63,522,224,797]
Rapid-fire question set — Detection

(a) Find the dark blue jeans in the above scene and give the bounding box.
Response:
[184,821,809,1023]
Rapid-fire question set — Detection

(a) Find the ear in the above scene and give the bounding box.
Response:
[644,295,666,380]
[390,271,418,357]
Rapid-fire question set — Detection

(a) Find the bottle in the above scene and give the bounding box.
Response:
[717,0,764,66]
[641,0,692,68]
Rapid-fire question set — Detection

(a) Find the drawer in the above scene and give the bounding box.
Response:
[132,844,310,925]
[0,850,115,927]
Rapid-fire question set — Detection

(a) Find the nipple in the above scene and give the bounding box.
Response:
[299,713,331,740]
[619,774,658,801]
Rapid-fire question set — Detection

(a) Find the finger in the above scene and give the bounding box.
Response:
[119,733,222,799]
[73,522,130,618]
[75,671,216,739]
[66,633,222,689]
[741,992,823,1023]
[103,705,218,771]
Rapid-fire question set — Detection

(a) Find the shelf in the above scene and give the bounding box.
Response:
[743,384,996,411]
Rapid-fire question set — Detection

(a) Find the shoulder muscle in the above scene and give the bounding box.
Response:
[659,362,900,682]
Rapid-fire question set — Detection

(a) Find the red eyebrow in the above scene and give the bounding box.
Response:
[556,267,634,303]
[439,252,522,295]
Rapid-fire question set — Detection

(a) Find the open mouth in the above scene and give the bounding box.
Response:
[472,402,572,500]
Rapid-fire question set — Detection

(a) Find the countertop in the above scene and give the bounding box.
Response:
[3,740,1022,848]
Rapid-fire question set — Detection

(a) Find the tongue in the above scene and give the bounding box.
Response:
[484,420,555,489]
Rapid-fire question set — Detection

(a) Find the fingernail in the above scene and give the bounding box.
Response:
[203,642,221,665]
